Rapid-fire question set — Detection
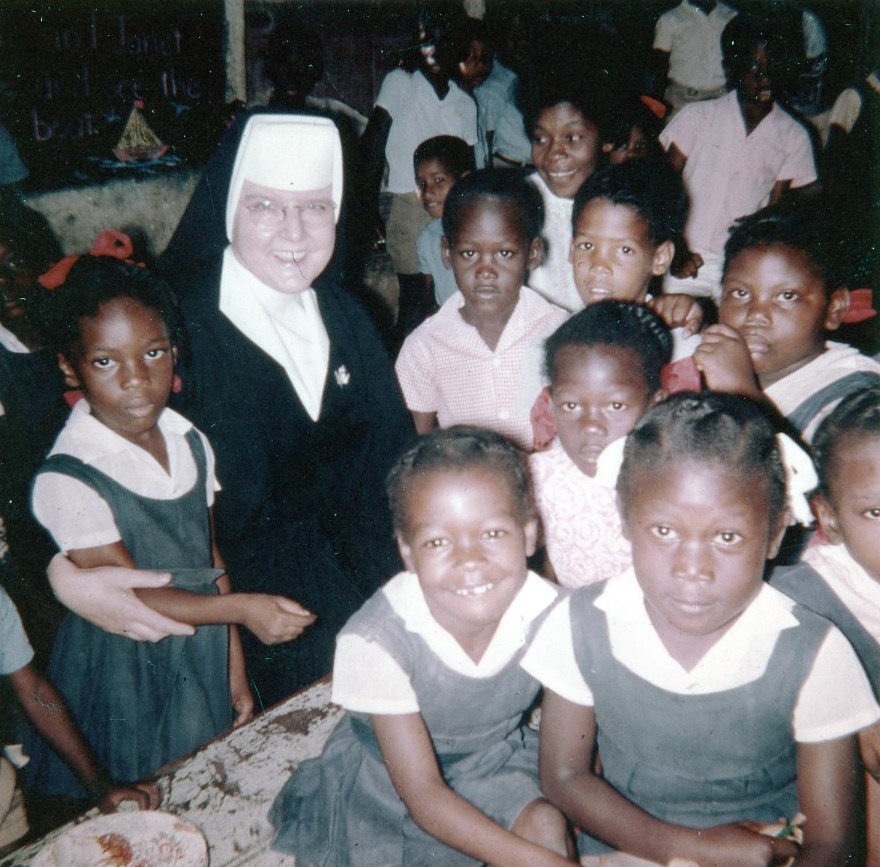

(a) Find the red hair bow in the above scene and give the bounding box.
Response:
[38,230,140,290]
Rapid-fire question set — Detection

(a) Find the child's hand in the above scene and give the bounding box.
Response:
[859,721,880,781]
[648,294,704,338]
[47,554,195,642]
[241,594,316,644]
[693,324,761,397]
[230,666,255,727]
[98,781,161,813]
[687,822,800,867]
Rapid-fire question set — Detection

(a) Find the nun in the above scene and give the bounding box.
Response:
[48,115,413,707]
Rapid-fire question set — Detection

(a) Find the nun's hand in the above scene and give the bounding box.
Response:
[47,554,194,641]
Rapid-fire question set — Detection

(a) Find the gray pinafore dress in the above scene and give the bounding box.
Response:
[24,429,231,798]
[567,584,831,855]
[269,583,554,866]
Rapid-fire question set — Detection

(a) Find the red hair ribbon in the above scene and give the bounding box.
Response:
[842,288,876,324]
[38,230,140,290]
[639,95,667,120]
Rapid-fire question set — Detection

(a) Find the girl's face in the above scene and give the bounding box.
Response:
[415,158,458,220]
[622,460,785,661]
[719,244,848,388]
[531,102,600,199]
[570,199,673,307]
[441,199,542,332]
[59,297,175,446]
[816,433,880,583]
[396,467,537,651]
[551,344,657,477]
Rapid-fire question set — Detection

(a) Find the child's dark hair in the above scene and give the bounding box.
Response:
[812,384,880,496]
[386,425,533,532]
[43,256,181,356]
[522,81,602,141]
[544,300,672,394]
[617,392,787,523]
[723,205,843,297]
[442,168,543,244]
[571,161,686,245]
[721,13,769,83]
[413,135,476,178]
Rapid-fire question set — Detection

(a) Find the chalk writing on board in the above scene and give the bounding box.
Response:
[0,3,226,187]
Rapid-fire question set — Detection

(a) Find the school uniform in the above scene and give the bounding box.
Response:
[28,403,230,797]
[269,570,560,865]
[772,544,880,698]
[522,570,880,856]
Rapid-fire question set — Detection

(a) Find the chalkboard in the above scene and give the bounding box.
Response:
[0,1,227,189]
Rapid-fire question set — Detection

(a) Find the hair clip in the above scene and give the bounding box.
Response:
[776,433,818,526]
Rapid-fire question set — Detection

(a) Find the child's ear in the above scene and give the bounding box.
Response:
[601,142,614,155]
[813,493,843,545]
[396,532,417,573]
[440,235,452,270]
[766,508,791,560]
[526,237,544,272]
[524,517,539,558]
[617,495,632,541]
[651,240,675,276]
[56,352,81,389]
[172,345,179,366]
[823,286,850,332]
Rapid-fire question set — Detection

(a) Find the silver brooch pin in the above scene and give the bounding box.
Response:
[334,365,351,387]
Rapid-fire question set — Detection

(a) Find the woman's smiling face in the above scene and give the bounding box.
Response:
[231,179,336,294]
[531,102,600,199]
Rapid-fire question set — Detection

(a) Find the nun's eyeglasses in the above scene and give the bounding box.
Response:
[243,197,335,227]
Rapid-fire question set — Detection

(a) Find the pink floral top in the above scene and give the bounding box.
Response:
[530,439,632,590]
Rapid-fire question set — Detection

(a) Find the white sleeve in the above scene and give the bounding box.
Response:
[31,472,122,552]
[793,626,880,742]
[395,331,440,414]
[653,11,675,52]
[197,429,221,505]
[520,597,595,706]
[331,633,420,715]
[374,69,407,117]
[778,125,817,189]
[658,102,704,157]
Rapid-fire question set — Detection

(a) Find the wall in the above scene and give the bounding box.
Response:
[23,169,199,257]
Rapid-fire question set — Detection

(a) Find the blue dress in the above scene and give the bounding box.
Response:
[269,574,558,866]
[24,429,231,798]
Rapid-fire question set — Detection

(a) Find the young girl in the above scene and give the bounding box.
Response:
[395,168,568,451]
[530,301,671,588]
[26,256,314,798]
[771,385,880,865]
[523,392,879,866]
[270,426,575,866]
[694,206,880,441]
[527,88,603,312]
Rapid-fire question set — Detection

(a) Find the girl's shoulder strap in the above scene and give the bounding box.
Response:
[35,453,125,503]
[787,371,880,433]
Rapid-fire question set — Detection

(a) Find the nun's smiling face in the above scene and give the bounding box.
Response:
[232,180,336,294]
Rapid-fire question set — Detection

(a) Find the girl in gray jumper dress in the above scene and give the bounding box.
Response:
[270,426,576,865]
[524,392,879,867]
